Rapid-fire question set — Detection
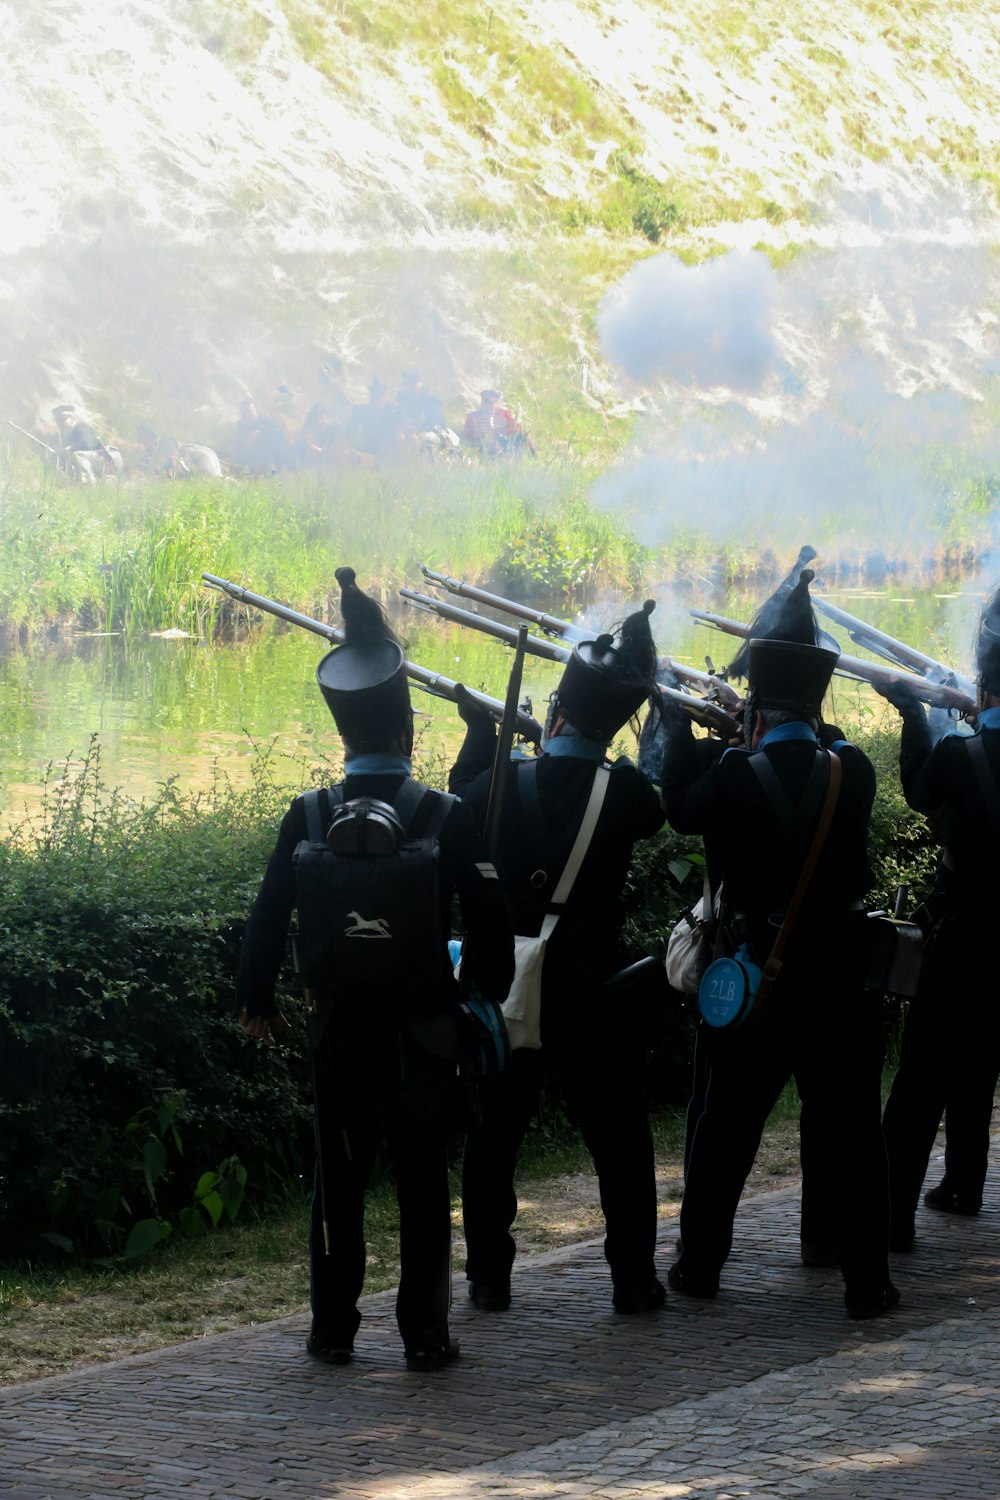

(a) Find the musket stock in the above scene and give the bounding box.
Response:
[691,607,976,715]
[201,573,543,742]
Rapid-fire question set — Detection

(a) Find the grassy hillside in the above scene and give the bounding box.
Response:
[4,0,1000,458]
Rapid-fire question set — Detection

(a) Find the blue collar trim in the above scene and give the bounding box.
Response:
[343,752,412,776]
[977,707,1000,730]
[757,722,819,749]
[541,736,608,762]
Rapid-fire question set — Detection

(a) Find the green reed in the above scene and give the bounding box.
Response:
[1,450,997,639]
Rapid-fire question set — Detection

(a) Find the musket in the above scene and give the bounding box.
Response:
[403,585,741,738]
[7,421,55,456]
[401,587,571,664]
[420,564,593,642]
[202,573,543,742]
[483,624,529,860]
[690,608,975,715]
[419,567,743,711]
[813,596,976,697]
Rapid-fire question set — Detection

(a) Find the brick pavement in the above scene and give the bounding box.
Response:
[1,1146,999,1500]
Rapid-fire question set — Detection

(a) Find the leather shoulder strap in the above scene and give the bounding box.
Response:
[967,734,1000,828]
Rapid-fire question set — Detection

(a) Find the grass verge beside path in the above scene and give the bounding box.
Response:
[0,1095,805,1387]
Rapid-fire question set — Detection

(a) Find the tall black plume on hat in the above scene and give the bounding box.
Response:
[335,566,401,646]
[615,598,658,685]
[729,554,838,679]
[974,581,1000,697]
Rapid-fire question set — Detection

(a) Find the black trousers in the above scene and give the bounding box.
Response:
[684,1023,830,1245]
[678,959,890,1302]
[462,1016,658,1293]
[309,1024,453,1353]
[883,915,1000,1233]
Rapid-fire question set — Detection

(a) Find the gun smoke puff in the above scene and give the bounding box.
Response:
[597,250,781,392]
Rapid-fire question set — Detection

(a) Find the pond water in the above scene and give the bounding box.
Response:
[0,575,989,825]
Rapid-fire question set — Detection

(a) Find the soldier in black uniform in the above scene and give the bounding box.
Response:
[879,586,1000,1245]
[450,602,667,1314]
[660,587,896,1319]
[236,568,513,1372]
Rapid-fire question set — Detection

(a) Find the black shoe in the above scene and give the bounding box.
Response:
[667,1261,719,1300]
[800,1239,840,1268]
[469,1279,511,1312]
[612,1277,667,1314]
[306,1330,353,1365]
[405,1339,460,1372]
[845,1282,901,1320]
[923,1180,981,1216]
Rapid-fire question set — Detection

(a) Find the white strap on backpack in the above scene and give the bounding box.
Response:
[502,765,611,1050]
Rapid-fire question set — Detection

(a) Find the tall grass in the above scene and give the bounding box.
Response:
[1,449,997,639]
[0,458,651,637]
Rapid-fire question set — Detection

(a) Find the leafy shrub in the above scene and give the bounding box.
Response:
[0,722,940,1256]
[0,740,316,1257]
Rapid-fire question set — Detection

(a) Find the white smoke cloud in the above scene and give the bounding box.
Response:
[597,250,781,392]
[594,180,1000,557]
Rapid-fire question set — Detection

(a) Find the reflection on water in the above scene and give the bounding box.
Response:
[0,579,989,821]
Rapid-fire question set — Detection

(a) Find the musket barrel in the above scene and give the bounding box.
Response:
[420,565,592,642]
[690,605,975,714]
[400,588,571,664]
[7,420,55,455]
[201,573,542,741]
[202,573,343,643]
[814,596,976,696]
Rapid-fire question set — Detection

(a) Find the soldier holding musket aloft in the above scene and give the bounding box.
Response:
[450,602,668,1315]
[878,585,1000,1245]
[235,568,513,1372]
[660,573,897,1319]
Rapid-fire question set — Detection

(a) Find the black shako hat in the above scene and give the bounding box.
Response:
[316,568,411,746]
[729,556,830,680]
[975,582,1000,698]
[747,639,837,717]
[554,600,658,741]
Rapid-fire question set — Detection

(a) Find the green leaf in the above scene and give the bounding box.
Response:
[667,859,692,885]
[179,1206,203,1239]
[219,1174,246,1224]
[124,1218,171,1259]
[39,1231,74,1253]
[194,1170,218,1200]
[143,1137,168,1201]
[200,1190,224,1227]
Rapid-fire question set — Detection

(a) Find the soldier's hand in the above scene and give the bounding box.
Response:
[238,1009,288,1045]
[873,677,925,713]
[455,683,497,732]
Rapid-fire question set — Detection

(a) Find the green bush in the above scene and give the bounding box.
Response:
[0,740,318,1257]
[0,722,938,1257]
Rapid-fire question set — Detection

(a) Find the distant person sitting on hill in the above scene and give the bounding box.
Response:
[395,371,445,436]
[297,404,337,467]
[51,404,121,481]
[349,379,401,458]
[462,390,536,459]
[232,397,295,474]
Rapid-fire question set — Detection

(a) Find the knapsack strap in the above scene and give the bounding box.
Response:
[749,748,830,838]
[389,777,456,841]
[967,734,1000,829]
[536,765,611,940]
[302,789,325,844]
[752,752,842,1015]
